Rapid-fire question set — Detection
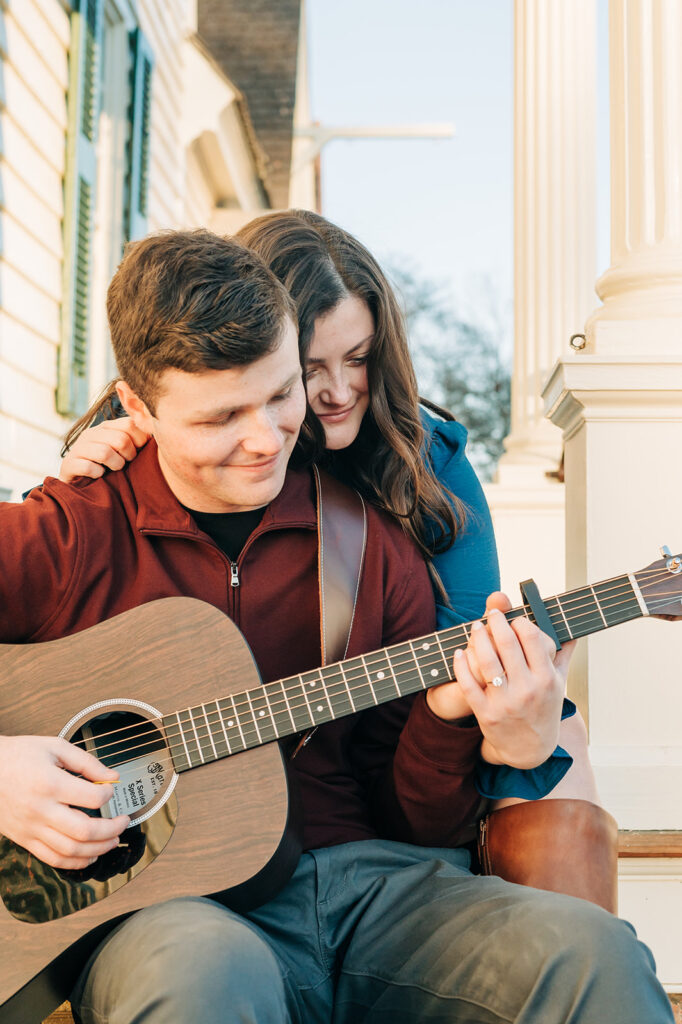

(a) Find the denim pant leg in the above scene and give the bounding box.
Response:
[318,842,673,1024]
[71,896,299,1024]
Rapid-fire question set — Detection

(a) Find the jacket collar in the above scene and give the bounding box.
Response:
[128,438,317,536]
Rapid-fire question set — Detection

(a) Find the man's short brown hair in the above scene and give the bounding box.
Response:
[107,229,297,411]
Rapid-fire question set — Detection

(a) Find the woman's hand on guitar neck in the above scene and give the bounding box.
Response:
[427,592,574,770]
[0,735,129,869]
[59,418,149,484]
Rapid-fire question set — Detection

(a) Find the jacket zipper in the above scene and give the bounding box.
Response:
[230,561,240,587]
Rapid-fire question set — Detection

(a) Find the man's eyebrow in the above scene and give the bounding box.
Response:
[198,371,301,419]
[306,334,374,366]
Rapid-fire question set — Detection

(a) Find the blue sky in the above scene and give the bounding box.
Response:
[306,0,610,348]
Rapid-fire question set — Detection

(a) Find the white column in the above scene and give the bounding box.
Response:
[588,0,682,341]
[486,0,597,602]
[502,0,597,471]
[545,3,682,982]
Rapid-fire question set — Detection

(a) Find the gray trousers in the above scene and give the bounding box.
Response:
[72,839,673,1024]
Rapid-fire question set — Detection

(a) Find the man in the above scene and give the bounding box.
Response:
[0,231,672,1022]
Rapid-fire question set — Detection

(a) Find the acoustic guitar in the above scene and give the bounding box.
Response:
[1,547,681,1023]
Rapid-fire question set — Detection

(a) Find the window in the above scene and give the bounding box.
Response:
[57,0,153,416]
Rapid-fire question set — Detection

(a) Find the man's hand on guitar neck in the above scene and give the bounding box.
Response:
[0,735,129,869]
[427,592,574,771]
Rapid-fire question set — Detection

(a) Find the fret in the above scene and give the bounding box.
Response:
[246,687,278,743]
[189,704,217,763]
[408,640,427,689]
[176,708,203,767]
[556,586,603,639]
[204,700,231,758]
[299,669,335,724]
[216,695,247,753]
[384,641,424,698]
[438,624,468,667]
[361,649,400,704]
[342,655,377,710]
[590,586,608,628]
[280,676,315,732]
[593,576,642,627]
[162,712,191,773]
[232,692,260,748]
[263,680,297,736]
[413,635,451,688]
[360,655,380,704]
[319,663,355,718]
[546,596,573,642]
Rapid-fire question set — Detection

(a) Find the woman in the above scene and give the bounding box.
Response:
[59,210,595,806]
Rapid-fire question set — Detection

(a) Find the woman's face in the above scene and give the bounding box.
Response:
[305,295,374,451]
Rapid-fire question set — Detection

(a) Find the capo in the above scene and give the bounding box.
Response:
[519,578,562,651]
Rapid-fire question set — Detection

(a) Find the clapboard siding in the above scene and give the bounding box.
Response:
[2,212,62,301]
[6,0,68,78]
[0,259,61,342]
[0,158,63,255]
[4,7,67,120]
[0,113,65,210]
[2,62,65,161]
[0,311,59,381]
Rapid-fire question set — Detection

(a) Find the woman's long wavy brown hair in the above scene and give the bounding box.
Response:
[64,212,463,560]
[237,210,463,559]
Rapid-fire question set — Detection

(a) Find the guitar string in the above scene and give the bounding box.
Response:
[74,586,680,778]
[62,584,681,770]
[65,575,650,757]
[62,570,681,758]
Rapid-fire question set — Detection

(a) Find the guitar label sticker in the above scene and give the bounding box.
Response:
[100,755,167,819]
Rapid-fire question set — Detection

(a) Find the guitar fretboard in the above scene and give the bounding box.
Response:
[163,572,645,772]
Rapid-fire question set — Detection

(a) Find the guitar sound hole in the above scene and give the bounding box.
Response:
[0,709,178,924]
[70,708,172,827]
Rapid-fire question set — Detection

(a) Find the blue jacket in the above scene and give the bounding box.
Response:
[421,407,573,800]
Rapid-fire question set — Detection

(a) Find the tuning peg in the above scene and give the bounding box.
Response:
[661,544,682,574]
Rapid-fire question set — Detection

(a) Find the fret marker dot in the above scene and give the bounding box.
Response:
[227,720,234,727]
[258,710,265,717]
[422,643,430,651]
[309,681,315,688]
[316,705,324,712]
[376,671,385,680]
[430,669,439,677]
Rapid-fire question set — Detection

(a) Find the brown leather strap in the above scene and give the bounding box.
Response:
[313,466,366,665]
[478,798,619,913]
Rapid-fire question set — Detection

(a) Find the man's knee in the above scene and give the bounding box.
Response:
[494,887,669,1021]
[75,897,289,1023]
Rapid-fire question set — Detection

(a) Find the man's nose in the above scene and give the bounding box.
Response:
[242,410,284,454]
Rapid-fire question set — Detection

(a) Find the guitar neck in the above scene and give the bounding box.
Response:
[163,571,647,772]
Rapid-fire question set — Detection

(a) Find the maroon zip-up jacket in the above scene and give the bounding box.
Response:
[0,441,482,849]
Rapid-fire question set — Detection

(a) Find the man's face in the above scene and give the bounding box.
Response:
[123,319,306,513]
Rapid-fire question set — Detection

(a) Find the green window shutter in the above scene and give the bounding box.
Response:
[57,0,104,417]
[124,28,154,243]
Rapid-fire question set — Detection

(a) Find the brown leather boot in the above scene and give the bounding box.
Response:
[477,798,619,913]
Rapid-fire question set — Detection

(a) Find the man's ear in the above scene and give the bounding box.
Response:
[116,381,155,434]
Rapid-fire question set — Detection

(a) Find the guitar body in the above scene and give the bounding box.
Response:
[0,598,301,1024]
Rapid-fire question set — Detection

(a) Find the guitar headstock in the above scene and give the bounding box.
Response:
[635,546,682,620]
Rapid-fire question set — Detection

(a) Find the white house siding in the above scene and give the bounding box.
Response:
[0,0,71,496]
[0,0,194,498]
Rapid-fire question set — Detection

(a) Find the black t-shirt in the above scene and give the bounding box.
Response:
[187,506,267,562]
